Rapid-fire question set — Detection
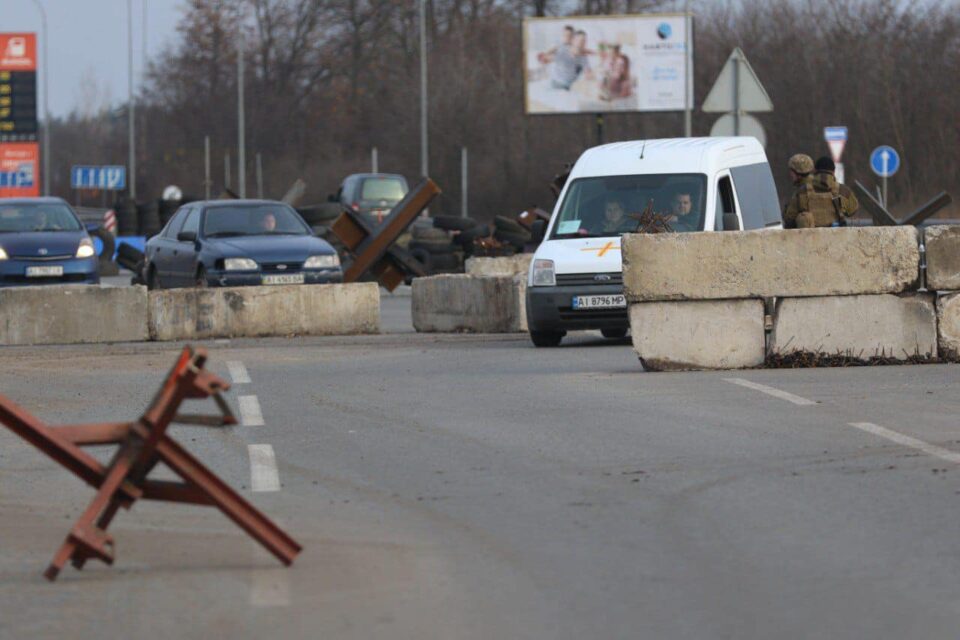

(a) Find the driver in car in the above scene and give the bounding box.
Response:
[259,212,278,232]
[667,190,699,231]
[589,197,634,235]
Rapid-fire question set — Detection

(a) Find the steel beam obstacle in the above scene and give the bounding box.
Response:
[0,346,301,581]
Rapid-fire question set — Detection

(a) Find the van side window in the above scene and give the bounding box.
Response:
[730,162,782,228]
[716,176,741,231]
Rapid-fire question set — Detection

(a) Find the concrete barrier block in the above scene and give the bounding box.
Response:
[412,275,522,333]
[148,283,380,341]
[465,254,533,278]
[623,227,920,301]
[628,299,765,371]
[0,285,149,345]
[772,294,937,358]
[936,292,960,359]
[924,226,960,291]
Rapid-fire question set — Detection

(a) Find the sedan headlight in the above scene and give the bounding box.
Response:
[0,246,7,260]
[532,259,556,286]
[224,257,259,271]
[76,237,96,259]
[303,254,340,269]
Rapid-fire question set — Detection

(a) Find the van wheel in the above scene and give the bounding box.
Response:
[601,328,628,339]
[530,330,564,347]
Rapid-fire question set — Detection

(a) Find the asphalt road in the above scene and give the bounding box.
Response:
[1,298,960,639]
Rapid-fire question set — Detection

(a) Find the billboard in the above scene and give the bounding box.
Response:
[0,33,38,142]
[523,14,690,114]
[0,142,40,197]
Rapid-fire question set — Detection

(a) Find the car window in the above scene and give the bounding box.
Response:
[162,206,190,238]
[0,202,83,232]
[361,177,407,202]
[179,208,201,238]
[716,176,741,231]
[552,173,707,239]
[202,205,310,237]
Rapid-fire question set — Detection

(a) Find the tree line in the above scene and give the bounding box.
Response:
[46,0,960,219]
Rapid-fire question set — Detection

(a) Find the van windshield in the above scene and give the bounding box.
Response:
[551,174,707,239]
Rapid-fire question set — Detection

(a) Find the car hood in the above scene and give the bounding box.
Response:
[206,234,336,262]
[0,230,87,258]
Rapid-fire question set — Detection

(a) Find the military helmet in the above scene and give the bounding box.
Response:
[788,154,814,175]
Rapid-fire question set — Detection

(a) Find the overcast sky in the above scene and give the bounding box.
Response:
[5,0,182,117]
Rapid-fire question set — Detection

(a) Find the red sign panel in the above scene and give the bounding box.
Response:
[0,142,40,197]
[0,34,37,72]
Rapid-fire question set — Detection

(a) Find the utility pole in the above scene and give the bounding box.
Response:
[683,0,692,137]
[461,147,468,218]
[31,1,50,195]
[419,0,428,179]
[203,136,211,199]
[256,152,263,198]
[127,0,136,200]
[237,4,246,198]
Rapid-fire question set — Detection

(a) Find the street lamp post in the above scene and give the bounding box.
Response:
[237,3,246,198]
[30,0,50,195]
[419,0,428,179]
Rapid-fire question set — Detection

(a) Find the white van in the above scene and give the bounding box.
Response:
[526,137,782,347]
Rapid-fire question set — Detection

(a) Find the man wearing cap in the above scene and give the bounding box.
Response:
[783,154,815,228]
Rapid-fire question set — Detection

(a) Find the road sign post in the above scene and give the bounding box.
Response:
[704,48,773,145]
[824,126,848,184]
[870,146,900,209]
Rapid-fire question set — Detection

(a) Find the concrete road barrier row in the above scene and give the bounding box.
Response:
[413,274,526,333]
[0,283,379,346]
[465,254,533,278]
[624,226,958,370]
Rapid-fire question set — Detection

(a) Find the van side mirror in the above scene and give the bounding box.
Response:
[530,219,547,243]
[177,231,198,243]
[722,212,741,231]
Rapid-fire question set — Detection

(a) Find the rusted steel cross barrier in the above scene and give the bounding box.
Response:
[0,346,301,581]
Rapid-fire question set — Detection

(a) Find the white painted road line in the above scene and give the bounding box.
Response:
[724,378,817,406]
[849,422,960,465]
[239,395,265,426]
[227,360,252,385]
[248,444,281,492]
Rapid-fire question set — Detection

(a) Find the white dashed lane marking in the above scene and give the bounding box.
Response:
[248,444,281,492]
[849,423,960,465]
[238,395,265,426]
[227,361,252,385]
[724,378,817,406]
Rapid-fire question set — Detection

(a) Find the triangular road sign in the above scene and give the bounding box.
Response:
[702,48,774,113]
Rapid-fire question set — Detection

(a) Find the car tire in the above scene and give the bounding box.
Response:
[433,215,478,231]
[146,265,159,290]
[494,229,531,249]
[412,226,449,242]
[410,240,455,255]
[530,330,564,347]
[430,252,460,270]
[116,243,145,272]
[601,328,628,339]
[409,247,433,273]
[195,266,209,288]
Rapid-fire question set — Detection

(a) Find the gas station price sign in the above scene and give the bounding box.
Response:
[0,34,38,142]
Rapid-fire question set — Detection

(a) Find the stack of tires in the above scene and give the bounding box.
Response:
[298,203,344,238]
[115,198,138,236]
[409,219,462,274]
[137,200,162,237]
[493,215,532,252]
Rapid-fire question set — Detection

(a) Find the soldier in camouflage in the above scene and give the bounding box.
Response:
[811,156,859,223]
[784,155,859,228]
[782,154,815,228]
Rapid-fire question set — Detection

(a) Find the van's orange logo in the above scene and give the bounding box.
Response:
[580,241,620,258]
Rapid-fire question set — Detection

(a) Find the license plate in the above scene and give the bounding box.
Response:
[262,273,304,286]
[25,265,64,278]
[572,294,626,310]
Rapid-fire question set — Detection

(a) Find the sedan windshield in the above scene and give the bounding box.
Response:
[552,174,707,239]
[0,203,83,232]
[202,205,310,237]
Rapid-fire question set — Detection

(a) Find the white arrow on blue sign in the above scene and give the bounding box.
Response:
[870,146,900,178]
[71,165,127,190]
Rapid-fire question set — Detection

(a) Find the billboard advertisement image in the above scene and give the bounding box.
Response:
[0,142,39,197]
[523,14,690,114]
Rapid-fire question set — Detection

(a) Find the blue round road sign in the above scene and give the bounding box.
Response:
[870,146,900,177]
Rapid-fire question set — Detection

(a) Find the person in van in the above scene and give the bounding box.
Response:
[593,196,635,235]
[668,189,700,231]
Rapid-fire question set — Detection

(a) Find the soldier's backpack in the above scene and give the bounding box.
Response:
[797,180,843,227]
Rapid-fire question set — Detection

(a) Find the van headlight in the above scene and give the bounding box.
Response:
[532,259,556,286]
[76,238,96,258]
[304,254,340,269]
[224,257,258,271]
[0,246,7,260]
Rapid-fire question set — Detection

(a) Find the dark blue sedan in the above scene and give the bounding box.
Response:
[144,200,343,289]
[0,197,99,287]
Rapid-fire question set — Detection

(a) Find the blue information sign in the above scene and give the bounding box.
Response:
[824,126,848,142]
[71,165,127,190]
[870,146,900,178]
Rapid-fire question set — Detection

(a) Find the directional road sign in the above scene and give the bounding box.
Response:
[710,113,766,147]
[824,126,847,163]
[71,165,126,190]
[870,146,899,178]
